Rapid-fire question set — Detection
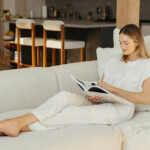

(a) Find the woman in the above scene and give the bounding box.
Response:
[1,24,150,137]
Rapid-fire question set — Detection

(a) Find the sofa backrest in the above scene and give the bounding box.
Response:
[50,61,99,96]
[0,68,59,113]
[0,61,98,113]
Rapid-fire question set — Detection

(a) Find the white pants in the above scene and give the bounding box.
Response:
[29,91,135,131]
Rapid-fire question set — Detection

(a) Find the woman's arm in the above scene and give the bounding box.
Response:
[98,78,150,105]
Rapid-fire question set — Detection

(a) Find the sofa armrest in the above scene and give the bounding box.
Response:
[50,60,99,95]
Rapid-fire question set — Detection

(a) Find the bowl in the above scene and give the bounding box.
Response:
[3,35,15,40]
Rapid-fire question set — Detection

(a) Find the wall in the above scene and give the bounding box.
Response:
[46,0,150,21]
[1,0,46,18]
[46,0,116,20]
[15,0,27,17]
[26,0,45,18]
[140,0,150,20]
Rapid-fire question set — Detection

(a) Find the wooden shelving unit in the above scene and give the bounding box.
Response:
[0,39,16,65]
[0,39,32,68]
[0,39,16,44]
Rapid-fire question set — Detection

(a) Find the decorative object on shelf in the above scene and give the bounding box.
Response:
[29,10,34,18]
[42,5,47,18]
[49,7,54,18]
[102,2,110,20]
[14,51,21,62]
[3,30,15,40]
[0,11,3,20]
[87,12,93,20]
[3,10,10,20]
[4,44,16,62]
[97,7,101,14]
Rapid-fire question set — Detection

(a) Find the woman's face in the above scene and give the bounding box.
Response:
[119,33,138,55]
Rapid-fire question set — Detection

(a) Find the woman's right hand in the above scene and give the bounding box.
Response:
[87,96,102,104]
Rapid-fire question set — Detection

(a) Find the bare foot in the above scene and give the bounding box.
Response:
[0,119,20,137]
[0,131,6,136]
[20,125,31,132]
[0,113,38,137]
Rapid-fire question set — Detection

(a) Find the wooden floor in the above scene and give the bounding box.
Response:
[0,51,15,71]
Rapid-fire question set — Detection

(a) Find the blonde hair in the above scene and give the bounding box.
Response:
[119,24,150,62]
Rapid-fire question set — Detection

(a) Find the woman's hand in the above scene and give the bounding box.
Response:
[97,74,115,93]
[87,96,102,104]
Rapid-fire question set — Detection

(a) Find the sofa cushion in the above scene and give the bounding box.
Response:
[0,109,122,150]
[116,111,150,139]
[123,129,150,150]
[143,35,150,55]
[113,28,120,48]
[117,111,150,150]
[96,47,122,79]
[0,67,59,113]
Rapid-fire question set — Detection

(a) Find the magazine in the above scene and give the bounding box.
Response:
[70,74,130,105]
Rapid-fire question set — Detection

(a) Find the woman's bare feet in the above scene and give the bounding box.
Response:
[0,113,38,137]
[0,119,20,137]
[20,125,31,132]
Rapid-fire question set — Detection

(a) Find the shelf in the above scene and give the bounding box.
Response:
[8,59,17,63]
[8,59,32,67]
[0,39,16,44]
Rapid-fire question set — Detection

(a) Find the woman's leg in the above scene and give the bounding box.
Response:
[0,91,90,136]
[29,103,135,131]
[30,91,90,122]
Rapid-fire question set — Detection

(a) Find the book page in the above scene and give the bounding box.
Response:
[70,74,97,92]
[70,75,87,91]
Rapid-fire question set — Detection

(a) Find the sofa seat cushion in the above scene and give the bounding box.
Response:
[122,129,150,150]
[116,112,150,150]
[0,109,122,150]
[116,111,150,140]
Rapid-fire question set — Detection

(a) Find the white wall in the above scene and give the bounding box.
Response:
[141,24,150,36]
[15,0,27,17]
[26,0,45,18]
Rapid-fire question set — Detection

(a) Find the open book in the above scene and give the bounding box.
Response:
[70,75,130,105]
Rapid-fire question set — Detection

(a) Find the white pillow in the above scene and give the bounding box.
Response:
[96,47,122,79]
[143,35,150,56]
[96,47,150,112]
[113,28,120,48]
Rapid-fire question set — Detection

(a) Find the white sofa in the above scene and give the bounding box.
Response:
[0,47,150,150]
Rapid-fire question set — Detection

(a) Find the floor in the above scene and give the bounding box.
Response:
[0,51,15,71]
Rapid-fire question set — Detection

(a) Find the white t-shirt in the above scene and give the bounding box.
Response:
[103,55,150,111]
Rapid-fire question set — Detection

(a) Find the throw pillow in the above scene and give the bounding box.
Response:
[96,47,122,79]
